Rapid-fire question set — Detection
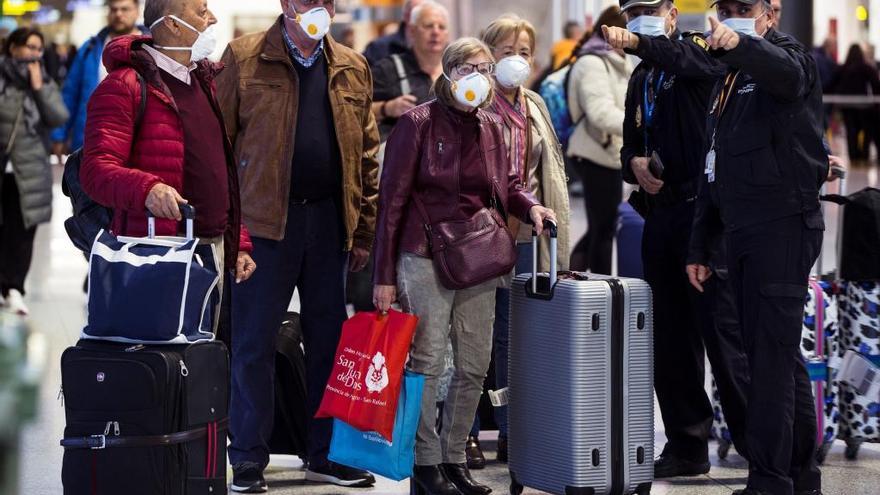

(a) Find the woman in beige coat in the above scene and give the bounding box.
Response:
[566,6,632,273]
[461,13,571,467]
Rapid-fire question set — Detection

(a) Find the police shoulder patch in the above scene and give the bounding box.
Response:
[683,31,710,51]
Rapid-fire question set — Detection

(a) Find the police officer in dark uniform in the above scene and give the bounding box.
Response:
[687,1,826,494]
[607,0,751,478]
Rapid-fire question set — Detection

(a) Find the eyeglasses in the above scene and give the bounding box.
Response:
[300,0,334,7]
[453,62,495,77]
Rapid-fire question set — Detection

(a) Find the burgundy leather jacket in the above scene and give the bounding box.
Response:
[373,100,539,286]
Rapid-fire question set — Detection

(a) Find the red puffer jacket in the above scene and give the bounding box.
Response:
[81,35,252,269]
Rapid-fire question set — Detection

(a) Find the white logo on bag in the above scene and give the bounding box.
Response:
[365,352,390,393]
[96,372,105,382]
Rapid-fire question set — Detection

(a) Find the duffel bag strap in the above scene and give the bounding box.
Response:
[61,417,228,450]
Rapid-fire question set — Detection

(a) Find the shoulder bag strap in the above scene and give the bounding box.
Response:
[391,54,411,96]
[4,104,25,155]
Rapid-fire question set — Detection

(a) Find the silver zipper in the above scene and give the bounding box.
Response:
[114,422,120,436]
[125,344,145,352]
[438,141,444,154]
[57,386,64,407]
[103,422,113,436]
[179,360,189,377]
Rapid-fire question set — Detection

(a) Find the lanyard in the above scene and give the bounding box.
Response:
[709,70,741,149]
[643,69,666,154]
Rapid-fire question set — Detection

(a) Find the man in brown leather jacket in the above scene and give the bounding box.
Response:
[215,0,379,491]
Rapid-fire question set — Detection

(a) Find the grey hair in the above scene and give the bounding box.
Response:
[144,0,177,27]
[410,0,450,27]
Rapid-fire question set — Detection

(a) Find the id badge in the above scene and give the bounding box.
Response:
[705,148,717,183]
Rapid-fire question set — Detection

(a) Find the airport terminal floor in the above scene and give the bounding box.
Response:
[14,154,880,494]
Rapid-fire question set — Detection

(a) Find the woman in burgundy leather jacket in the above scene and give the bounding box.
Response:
[372,38,555,495]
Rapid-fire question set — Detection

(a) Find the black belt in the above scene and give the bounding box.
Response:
[61,418,228,450]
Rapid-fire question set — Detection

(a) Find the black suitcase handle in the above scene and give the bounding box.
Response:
[146,203,196,240]
[529,219,558,297]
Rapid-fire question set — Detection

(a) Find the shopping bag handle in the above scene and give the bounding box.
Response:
[146,204,196,240]
[528,220,558,299]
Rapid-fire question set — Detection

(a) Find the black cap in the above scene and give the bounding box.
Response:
[710,0,766,5]
[619,0,673,12]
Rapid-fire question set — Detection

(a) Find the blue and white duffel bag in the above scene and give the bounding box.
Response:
[83,205,220,344]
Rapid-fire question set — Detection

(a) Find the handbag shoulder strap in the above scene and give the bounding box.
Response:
[391,54,411,96]
[4,104,25,155]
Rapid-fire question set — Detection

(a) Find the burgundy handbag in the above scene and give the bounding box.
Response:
[412,195,517,291]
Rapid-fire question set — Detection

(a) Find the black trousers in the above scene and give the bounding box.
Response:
[841,109,869,161]
[644,200,749,462]
[729,215,822,495]
[0,175,37,296]
[229,198,348,470]
[570,157,621,274]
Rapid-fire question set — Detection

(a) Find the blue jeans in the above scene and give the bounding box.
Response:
[470,242,534,439]
[229,198,348,470]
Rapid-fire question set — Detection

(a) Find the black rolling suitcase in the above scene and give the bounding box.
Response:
[268,312,309,459]
[60,340,228,494]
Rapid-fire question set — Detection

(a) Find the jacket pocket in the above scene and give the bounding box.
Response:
[759,282,807,347]
[727,130,782,188]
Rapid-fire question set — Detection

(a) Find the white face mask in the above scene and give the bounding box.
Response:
[150,15,217,62]
[722,17,761,38]
[446,72,492,109]
[626,15,669,38]
[494,55,531,89]
[286,6,332,41]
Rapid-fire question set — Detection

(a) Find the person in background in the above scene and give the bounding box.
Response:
[216,0,380,490]
[42,36,77,86]
[463,13,571,468]
[363,0,424,66]
[80,0,255,332]
[811,37,838,91]
[829,43,880,164]
[0,28,68,316]
[565,5,632,274]
[339,25,355,49]
[51,0,144,161]
[550,20,585,70]
[371,0,448,141]
[373,37,556,495]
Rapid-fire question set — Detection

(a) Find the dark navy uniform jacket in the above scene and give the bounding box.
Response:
[621,30,726,188]
[688,29,829,266]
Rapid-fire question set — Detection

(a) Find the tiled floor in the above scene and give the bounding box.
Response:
[11,156,880,494]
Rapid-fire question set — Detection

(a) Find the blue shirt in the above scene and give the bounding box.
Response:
[281,23,324,68]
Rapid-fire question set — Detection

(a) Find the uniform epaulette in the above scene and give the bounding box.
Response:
[682,31,710,51]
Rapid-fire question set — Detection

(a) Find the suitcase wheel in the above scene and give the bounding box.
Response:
[815,442,832,465]
[636,483,652,495]
[717,439,732,460]
[844,438,863,461]
[509,471,523,495]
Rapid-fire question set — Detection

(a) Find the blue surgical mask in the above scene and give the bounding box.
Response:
[626,15,669,38]
[722,17,759,37]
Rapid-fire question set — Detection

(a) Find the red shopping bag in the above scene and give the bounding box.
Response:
[315,309,418,441]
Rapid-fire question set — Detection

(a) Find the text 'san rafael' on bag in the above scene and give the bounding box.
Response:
[84,204,220,344]
[315,310,418,441]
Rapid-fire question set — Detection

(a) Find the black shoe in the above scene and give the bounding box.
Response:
[441,463,492,495]
[411,465,463,495]
[496,436,508,463]
[305,461,375,487]
[732,489,771,495]
[653,455,711,478]
[465,436,486,470]
[231,462,267,493]
[795,491,823,495]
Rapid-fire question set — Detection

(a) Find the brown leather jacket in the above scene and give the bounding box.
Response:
[215,18,380,250]
[373,101,539,286]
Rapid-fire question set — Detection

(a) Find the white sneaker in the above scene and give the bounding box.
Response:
[6,289,29,316]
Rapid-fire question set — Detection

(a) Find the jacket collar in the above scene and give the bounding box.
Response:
[261,16,357,74]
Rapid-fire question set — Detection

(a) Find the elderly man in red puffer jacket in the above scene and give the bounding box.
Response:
[80,4,255,318]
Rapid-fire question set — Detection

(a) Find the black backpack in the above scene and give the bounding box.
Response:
[62,72,147,253]
[823,187,880,281]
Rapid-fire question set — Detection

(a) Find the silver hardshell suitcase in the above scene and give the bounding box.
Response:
[508,224,654,495]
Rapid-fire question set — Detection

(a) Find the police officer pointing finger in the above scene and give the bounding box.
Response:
[614,0,751,480]
[687,1,826,494]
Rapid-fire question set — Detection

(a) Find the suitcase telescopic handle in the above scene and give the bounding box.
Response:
[531,219,558,295]
[146,203,196,240]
